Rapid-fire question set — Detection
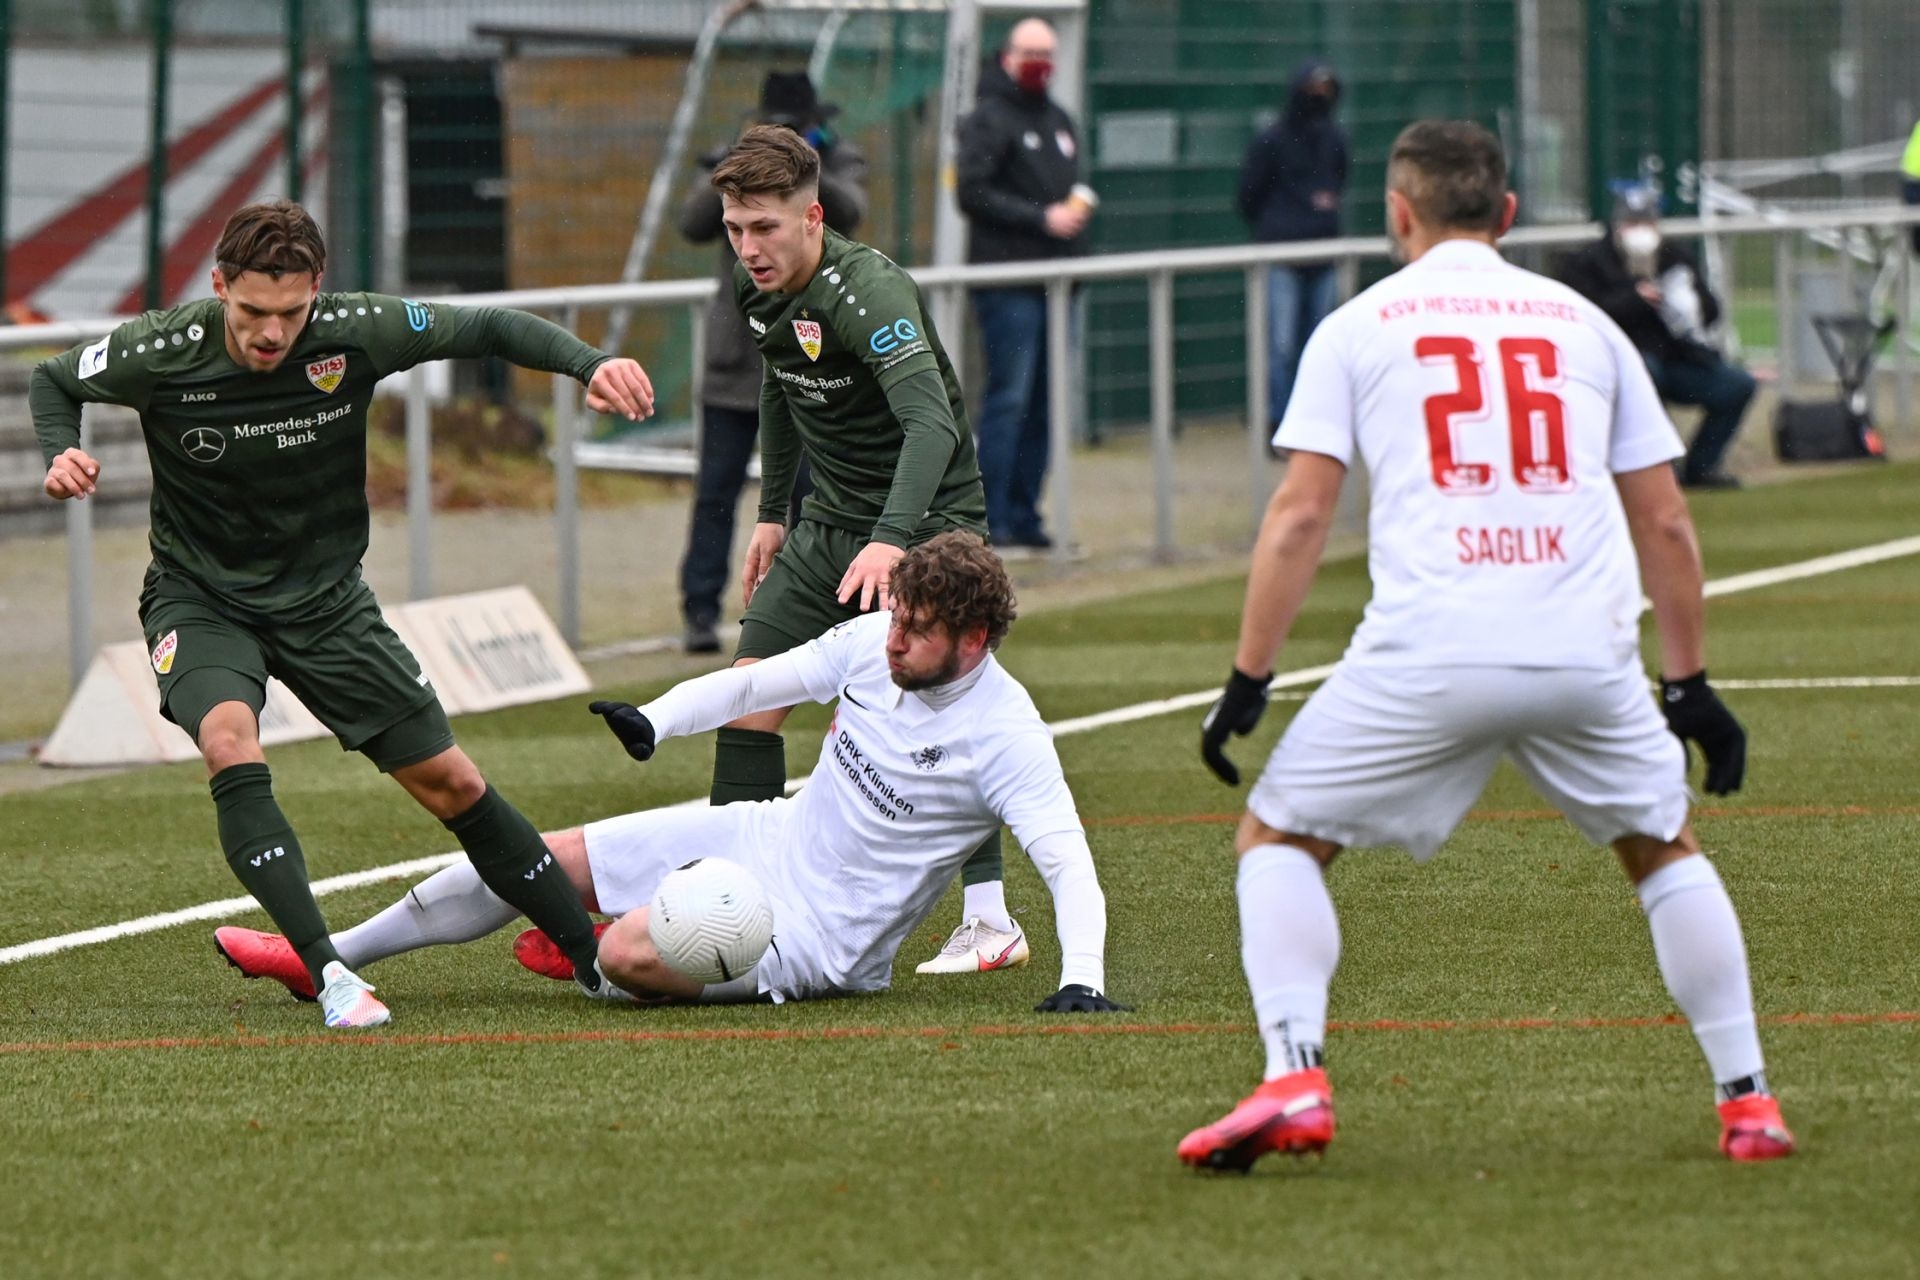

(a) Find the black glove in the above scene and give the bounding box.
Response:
[1034,984,1133,1013]
[588,700,657,763]
[1659,670,1747,795]
[1200,668,1272,786]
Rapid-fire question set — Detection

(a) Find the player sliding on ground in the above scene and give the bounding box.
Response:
[1180,120,1793,1170]
[34,200,657,1028]
[214,533,1129,1013]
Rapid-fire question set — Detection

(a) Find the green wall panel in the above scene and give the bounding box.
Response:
[1084,0,1520,430]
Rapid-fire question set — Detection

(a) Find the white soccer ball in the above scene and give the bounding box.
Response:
[647,857,775,985]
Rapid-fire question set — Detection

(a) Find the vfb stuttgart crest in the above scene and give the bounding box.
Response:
[792,320,823,362]
[306,353,346,394]
[150,630,178,675]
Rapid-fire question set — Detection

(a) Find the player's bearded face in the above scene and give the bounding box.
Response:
[885,612,964,691]
[722,190,825,294]
[213,268,319,372]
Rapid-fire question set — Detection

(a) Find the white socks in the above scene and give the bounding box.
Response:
[963,880,1015,933]
[333,861,522,970]
[1637,854,1766,1091]
[1238,844,1341,1080]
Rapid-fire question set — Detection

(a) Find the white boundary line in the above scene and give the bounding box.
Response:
[4,535,1918,968]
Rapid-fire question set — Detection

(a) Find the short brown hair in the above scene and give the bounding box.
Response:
[1387,120,1509,233]
[215,199,326,280]
[711,124,821,202]
[889,532,1019,651]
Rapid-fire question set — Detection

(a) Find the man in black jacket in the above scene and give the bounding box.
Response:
[676,72,869,652]
[955,16,1089,552]
[1560,187,1754,490]
[1237,62,1348,430]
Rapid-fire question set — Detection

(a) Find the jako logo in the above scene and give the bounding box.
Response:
[249,845,286,868]
[403,300,432,332]
[747,316,767,335]
[869,318,919,355]
[181,390,218,402]
[523,852,553,880]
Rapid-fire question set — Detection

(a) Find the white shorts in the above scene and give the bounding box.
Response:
[1247,661,1689,862]
[582,800,832,1003]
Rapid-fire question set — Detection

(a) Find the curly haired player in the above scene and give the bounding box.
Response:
[215,534,1127,1013]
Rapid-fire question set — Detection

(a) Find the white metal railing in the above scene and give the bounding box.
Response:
[8,205,1917,687]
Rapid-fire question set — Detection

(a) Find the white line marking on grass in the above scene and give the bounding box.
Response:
[0,855,463,966]
[1714,676,1920,690]
[8,535,1920,967]
[1701,535,1920,598]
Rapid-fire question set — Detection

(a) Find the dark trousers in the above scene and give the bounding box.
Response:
[970,286,1052,543]
[1644,352,1756,481]
[679,403,811,626]
[1904,179,1920,254]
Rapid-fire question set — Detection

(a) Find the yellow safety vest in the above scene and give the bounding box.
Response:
[1904,120,1920,179]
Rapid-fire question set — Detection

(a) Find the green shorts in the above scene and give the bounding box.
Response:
[138,570,453,772]
[736,521,871,661]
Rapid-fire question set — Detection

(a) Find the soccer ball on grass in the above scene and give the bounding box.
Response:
[647,857,775,985]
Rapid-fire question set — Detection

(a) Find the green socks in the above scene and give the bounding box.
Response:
[960,828,1005,885]
[442,785,600,979]
[210,763,340,988]
[710,727,787,805]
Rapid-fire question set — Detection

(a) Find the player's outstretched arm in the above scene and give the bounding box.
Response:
[1021,829,1129,1013]
[1616,463,1747,794]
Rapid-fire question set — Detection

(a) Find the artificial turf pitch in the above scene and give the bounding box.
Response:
[2,462,1916,1278]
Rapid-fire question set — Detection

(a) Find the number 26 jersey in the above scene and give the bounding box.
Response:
[1276,239,1685,670]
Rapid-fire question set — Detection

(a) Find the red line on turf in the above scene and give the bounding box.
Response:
[0,1010,1912,1057]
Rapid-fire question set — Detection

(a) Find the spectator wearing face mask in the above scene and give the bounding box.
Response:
[955,16,1090,551]
[1561,186,1754,490]
[1237,62,1349,431]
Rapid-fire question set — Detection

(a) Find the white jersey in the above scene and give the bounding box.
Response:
[1276,239,1684,670]
[637,612,1101,994]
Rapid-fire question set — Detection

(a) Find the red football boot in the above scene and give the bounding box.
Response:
[513,921,614,981]
[1178,1067,1336,1173]
[213,926,318,1001]
[1718,1093,1795,1162]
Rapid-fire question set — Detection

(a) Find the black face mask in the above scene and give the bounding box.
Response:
[1300,92,1335,117]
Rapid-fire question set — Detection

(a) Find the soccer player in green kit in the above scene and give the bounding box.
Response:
[33,200,655,1026]
[598,124,1023,974]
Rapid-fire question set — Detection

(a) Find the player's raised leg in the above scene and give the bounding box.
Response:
[387,738,615,996]
[1618,831,1793,1160]
[1178,814,1339,1172]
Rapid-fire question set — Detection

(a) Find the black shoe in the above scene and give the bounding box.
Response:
[1681,470,1742,491]
[683,618,721,654]
[1010,529,1054,551]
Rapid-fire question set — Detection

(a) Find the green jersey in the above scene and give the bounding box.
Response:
[32,294,608,622]
[737,227,987,547]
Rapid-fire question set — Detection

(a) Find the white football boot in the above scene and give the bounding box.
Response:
[318,961,391,1028]
[914,916,1030,975]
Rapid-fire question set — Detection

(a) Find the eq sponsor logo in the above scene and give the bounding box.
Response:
[868,318,918,355]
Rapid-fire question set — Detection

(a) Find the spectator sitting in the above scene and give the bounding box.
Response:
[1561,186,1754,490]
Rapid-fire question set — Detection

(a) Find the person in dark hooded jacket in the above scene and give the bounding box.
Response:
[1238,62,1349,429]
[955,16,1088,551]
